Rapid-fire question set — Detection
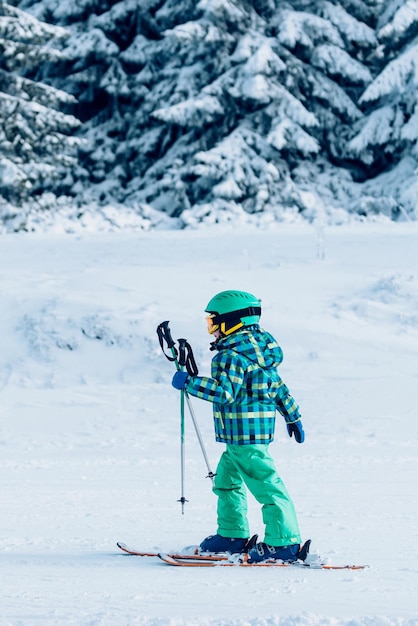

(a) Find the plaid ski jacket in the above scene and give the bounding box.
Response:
[185,326,301,445]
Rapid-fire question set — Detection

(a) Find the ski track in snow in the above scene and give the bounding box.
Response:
[0,222,418,625]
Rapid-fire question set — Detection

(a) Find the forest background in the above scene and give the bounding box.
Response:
[1,0,418,232]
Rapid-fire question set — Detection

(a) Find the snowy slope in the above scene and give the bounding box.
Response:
[1,222,418,625]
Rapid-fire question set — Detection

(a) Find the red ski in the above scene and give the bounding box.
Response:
[117,542,368,570]
[116,542,227,561]
[157,553,368,570]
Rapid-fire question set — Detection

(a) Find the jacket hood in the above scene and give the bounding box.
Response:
[215,327,283,368]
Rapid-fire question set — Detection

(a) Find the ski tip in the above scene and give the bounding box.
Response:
[158,553,180,565]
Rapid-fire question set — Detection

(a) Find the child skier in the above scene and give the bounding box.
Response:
[171,290,308,563]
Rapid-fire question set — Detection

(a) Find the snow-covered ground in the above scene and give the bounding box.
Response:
[1,221,417,626]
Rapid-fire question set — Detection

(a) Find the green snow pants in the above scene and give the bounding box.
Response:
[214,444,301,547]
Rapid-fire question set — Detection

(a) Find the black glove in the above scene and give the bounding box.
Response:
[287,420,305,443]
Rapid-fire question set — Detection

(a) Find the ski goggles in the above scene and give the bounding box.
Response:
[206,314,219,335]
[206,314,245,336]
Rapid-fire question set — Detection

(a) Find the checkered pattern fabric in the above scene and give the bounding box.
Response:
[186,327,301,444]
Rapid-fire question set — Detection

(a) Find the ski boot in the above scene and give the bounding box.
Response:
[248,539,311,563]
[200,533,258,554]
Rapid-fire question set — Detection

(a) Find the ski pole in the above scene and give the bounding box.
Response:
[179,364,187,514]
[177,337,215,482]
[155,320,188,513]
[157,322,215,486]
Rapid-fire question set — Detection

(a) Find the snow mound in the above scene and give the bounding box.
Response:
[333,272,418,331]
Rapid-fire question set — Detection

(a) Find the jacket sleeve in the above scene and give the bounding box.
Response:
[185,352,245,405]
[274,376,301,423]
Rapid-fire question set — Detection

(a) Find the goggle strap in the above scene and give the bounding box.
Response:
[210,306,261,325]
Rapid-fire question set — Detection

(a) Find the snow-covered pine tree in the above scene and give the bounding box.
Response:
[347,0,418,218]
[0,0,81,230]
[14,0,380,226]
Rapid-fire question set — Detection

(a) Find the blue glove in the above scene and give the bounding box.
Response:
[287,420,305,443]
[172,371,189,390]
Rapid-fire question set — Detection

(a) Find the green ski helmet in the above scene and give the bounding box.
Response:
[205,290,261,336]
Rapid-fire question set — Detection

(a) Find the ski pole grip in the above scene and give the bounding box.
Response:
[156,321,178,362]
[178,338,199,376]
[158,321,176,348]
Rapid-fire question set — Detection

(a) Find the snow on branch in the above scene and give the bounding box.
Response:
[185,126,308,218]
[0,69,76,109]
[275,9,344,51]
[0,37,66,72]
[164,21,207,42]
[348,106,395,154]
[313,72,362,120]
[212,177,243,200]
[64,28,119,61]
[191,127,271,186]
[319,1,376,48]
[242,42,286,76]
[0,3,68,43]
[120,34,149,66]
[197,0,245,21]
[379,0,418,40]
[233,73,272,105]
[0,91,81,164]
[360,44,418,103]
[312,44,372,85]
[231,32,259,63]
[267,119,320,155]
[230,41,287,105]
[401,103,418,141]
[152,95,224,127]
[267,86,319,129]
